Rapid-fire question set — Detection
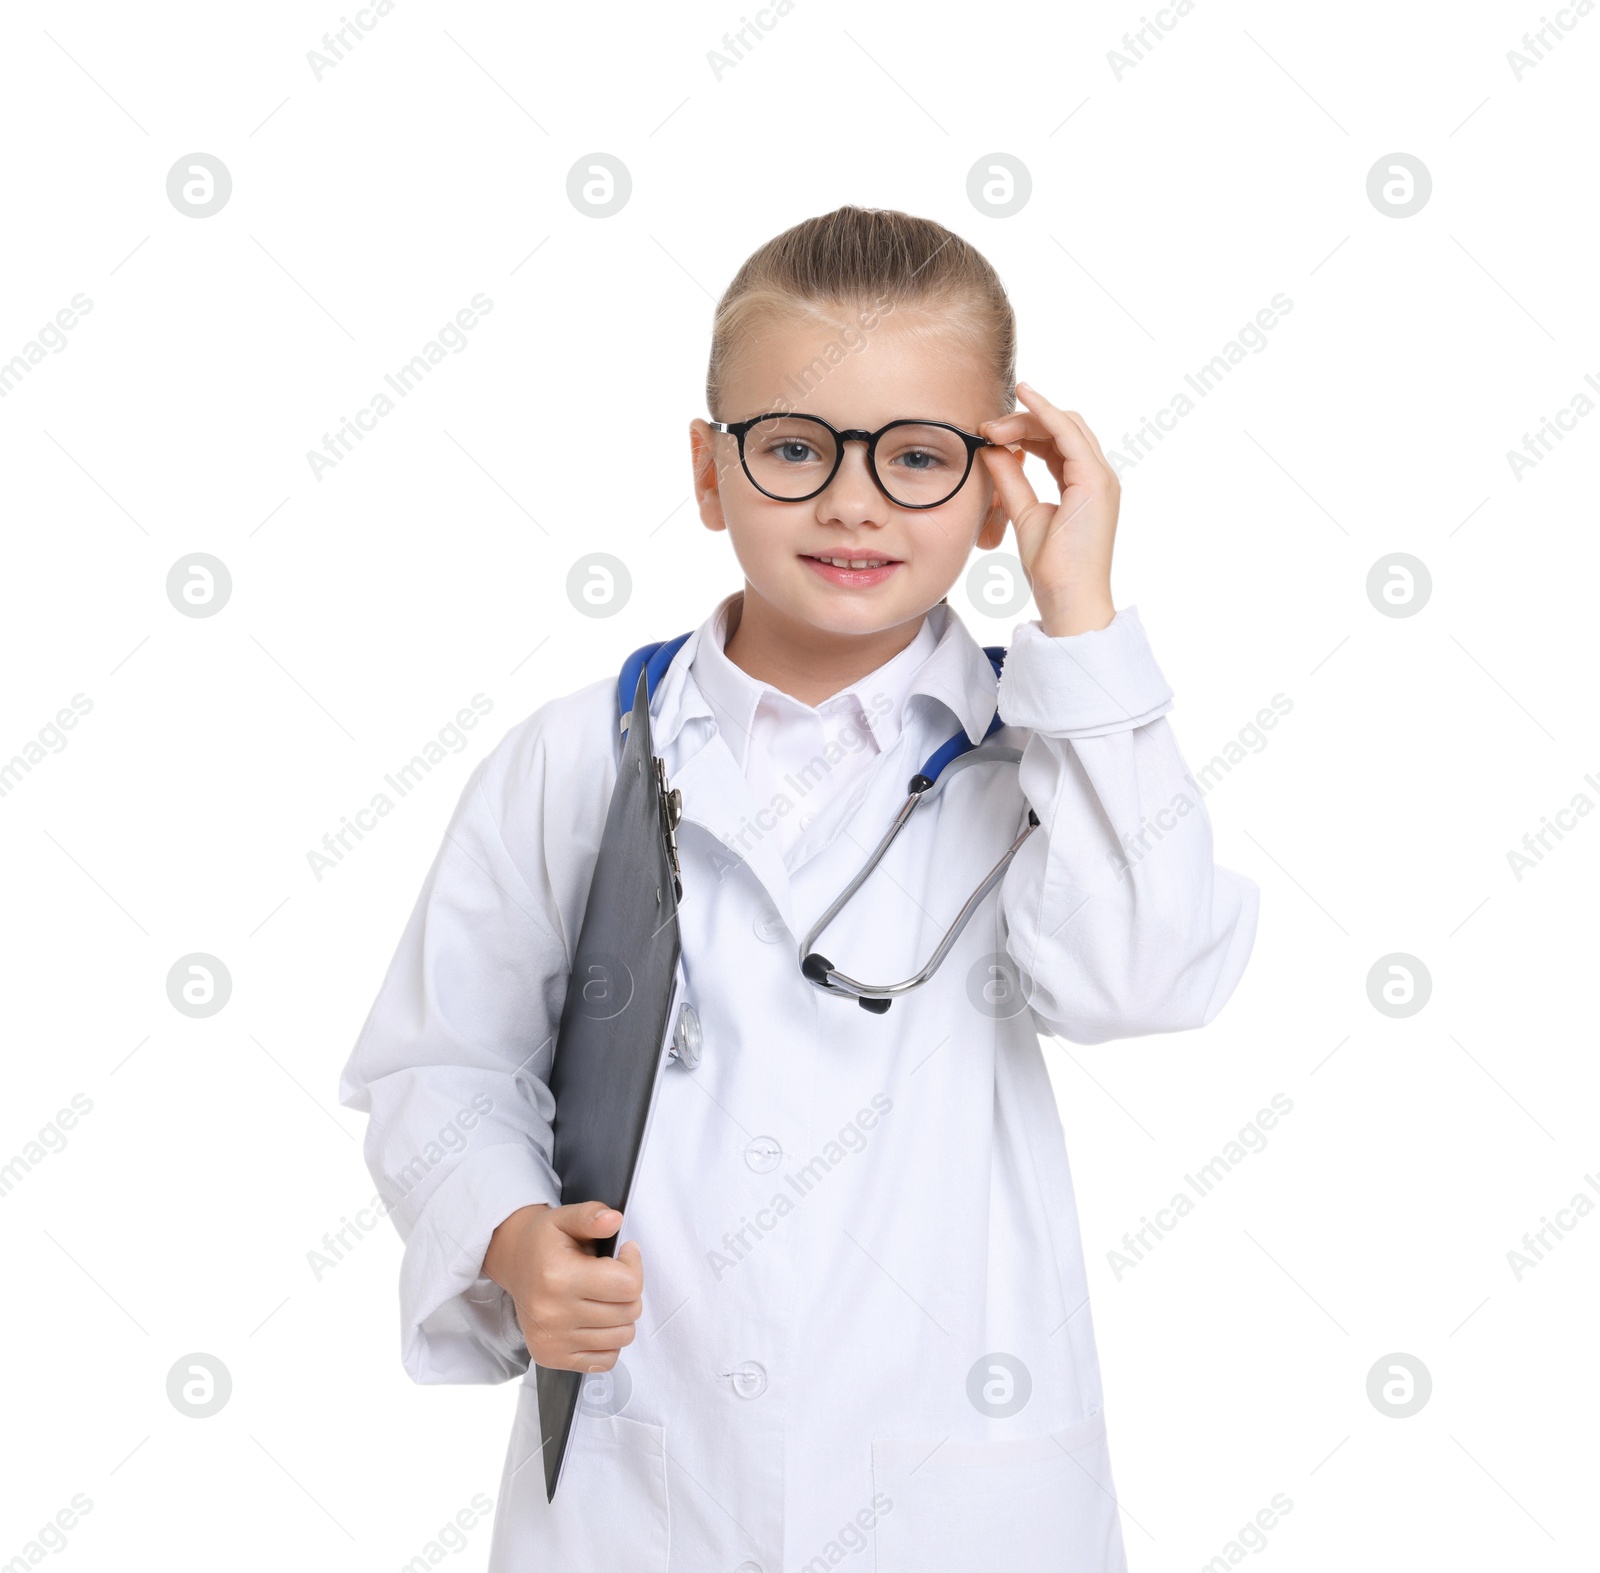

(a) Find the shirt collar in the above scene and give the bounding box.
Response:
[648,589,1000,764]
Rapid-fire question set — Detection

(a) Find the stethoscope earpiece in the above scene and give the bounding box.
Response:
[800,952,833,985]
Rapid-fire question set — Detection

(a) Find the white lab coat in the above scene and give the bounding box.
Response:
[338,593,1259,1573]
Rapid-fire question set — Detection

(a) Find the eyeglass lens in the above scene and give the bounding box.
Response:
[742,417,971,507]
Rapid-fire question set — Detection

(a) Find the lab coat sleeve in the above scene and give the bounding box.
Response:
[995,604,1259,1044]
[337,743,571,1385]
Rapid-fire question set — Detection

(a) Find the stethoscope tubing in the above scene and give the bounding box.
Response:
[799,743,1040,1009]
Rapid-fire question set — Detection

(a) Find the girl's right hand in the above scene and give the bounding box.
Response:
[482,1201,644,1373]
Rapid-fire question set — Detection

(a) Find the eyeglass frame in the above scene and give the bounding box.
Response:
[707,412,998,511]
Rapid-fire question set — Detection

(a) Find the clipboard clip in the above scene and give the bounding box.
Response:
[655,756,683,904]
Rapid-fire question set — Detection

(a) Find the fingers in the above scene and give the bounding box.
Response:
[514,1215,647,1371]
[983,384,1109,476]
[977,442,1040,527]
[1062,408,1110,468]
[579,1245,644,1304]
[546,1206,642,1296]
[549,1200,623,1243]
[567,1346,628,1373]
[568,1318,640,1352]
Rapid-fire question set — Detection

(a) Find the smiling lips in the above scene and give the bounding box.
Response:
[800,553,902,587]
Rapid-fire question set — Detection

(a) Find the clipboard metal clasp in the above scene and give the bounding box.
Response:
[654,756,683,904]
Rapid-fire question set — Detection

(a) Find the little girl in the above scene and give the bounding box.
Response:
[339,205,1258,1573]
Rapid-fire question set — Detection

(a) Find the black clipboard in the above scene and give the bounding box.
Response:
[534,665,685,1501]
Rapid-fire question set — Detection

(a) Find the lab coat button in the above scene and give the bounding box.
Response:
[668,1002,702,1070]
[728,1360,767,1399]
[744,1136,782,1173]
[799,811,814,830]
[753,909,786,943]
[734,1563,764,1573]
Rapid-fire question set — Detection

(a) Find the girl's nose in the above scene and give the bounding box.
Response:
[817,442,887,518]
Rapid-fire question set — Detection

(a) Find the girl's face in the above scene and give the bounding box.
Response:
[689,307,1012,641]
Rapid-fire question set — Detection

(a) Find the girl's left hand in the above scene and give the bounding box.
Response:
[978,383,1119,637]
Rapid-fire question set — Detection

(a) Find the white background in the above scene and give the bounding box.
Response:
[2,0,1596,1568]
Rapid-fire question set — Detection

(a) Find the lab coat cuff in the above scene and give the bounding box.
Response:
[997,605,1175,738]
[398,1141,563,1385]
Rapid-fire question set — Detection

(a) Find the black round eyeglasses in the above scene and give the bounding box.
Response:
[708,412,996,510]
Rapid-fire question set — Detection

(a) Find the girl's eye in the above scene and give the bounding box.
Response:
[889,448,947,472]
[757,438,823,465]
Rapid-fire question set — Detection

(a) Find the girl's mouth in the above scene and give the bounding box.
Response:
[800,553,902,588]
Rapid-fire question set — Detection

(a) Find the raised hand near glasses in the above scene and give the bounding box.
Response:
[978,383,1118,637]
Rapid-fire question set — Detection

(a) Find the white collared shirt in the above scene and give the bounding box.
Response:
[690,590,940,867]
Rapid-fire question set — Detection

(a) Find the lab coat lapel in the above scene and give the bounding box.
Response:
[638,592,1004,944]
[640,616,799,935]
[663,727,799,937]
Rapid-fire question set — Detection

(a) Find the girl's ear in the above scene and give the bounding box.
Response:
[690,420,729,533]
[976,481,1009,551]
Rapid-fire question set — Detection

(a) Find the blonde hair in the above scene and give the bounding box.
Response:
[705,205,1016,422]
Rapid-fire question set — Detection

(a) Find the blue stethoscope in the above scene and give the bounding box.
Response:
[619,634,1038,1013]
